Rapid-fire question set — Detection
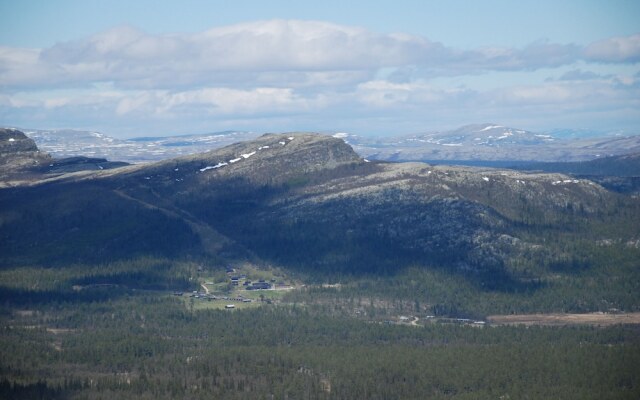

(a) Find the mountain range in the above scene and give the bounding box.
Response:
[342,123,640,163]
[20,128,261,163]
[11,123,640,164]
[2,127,638,289]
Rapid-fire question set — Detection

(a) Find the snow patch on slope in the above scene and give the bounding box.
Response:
[479,125,503,132]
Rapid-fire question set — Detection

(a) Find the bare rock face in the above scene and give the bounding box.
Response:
[0,128,51,180]
[0,128,39,153]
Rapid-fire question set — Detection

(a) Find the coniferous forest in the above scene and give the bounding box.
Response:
[1,256,639,399]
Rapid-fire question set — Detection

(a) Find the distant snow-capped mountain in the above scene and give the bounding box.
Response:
[400,123,556,147]
[350,123,640,162]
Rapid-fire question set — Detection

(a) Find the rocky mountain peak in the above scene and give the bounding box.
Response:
[0,128,51,180]
[1,128,40,154]
[123,132,363,186]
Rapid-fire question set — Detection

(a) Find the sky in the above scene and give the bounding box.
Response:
[0,0,639,138]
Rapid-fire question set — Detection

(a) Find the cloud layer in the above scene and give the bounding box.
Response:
[1,20,639,135]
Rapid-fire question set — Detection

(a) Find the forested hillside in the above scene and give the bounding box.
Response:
[1,130,639,398]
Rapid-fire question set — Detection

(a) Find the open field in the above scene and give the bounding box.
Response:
[178,269,296,310]
[487,312,640,326]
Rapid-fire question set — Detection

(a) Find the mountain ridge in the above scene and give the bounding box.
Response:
[2,128,634,291]
[354,123,640,163]
[13,123,640,165]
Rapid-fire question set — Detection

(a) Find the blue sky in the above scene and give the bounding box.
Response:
[1,0,639,137]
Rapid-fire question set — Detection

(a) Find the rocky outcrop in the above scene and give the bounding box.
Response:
[0,128,51,179]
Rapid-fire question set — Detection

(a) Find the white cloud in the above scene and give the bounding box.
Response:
[556,69,605,81]
[355,80,470,108]
[11,21,432,90]
[114,86,327,118]
[463,41,581,71]
[493,79,640,114]
[500,84,574,104]
[1,21,638,136]
[4,20,635,92]
[584,34,640,63]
